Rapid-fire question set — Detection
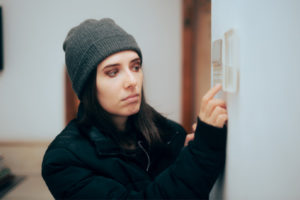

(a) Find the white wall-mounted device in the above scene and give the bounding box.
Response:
[212,29,238,93]
[212,39,223,86]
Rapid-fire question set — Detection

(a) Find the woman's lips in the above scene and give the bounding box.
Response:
[122,94,139,104]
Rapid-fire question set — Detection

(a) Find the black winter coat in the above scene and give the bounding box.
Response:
[42,117,226,199]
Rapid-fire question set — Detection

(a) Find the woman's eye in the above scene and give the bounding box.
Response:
[132,65,141,72]
[106,70,118,77]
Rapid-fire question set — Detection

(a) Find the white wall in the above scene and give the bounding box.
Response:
[0,0,181,141]
[210,0,300,199]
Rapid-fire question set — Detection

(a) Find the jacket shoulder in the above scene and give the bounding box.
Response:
[43,119,95,165]
[47,120,86,149]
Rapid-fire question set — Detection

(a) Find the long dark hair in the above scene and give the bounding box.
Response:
[77,68,170,150]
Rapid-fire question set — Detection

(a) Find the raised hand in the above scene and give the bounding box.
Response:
[198,84,228,128]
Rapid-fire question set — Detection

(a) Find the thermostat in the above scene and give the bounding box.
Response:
[211,29,238,93]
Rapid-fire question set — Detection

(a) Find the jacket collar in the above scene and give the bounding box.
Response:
[85,126,123,156]
[79,103,147,157]
[77,103,180,156]
[77,103,122,156]
[84,124,180,157]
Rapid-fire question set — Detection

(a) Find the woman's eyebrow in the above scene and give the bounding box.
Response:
[102,57,140,70]
[103,63,120,70]
[130,58,141,63]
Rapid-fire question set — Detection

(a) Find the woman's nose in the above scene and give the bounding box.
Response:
[124,71,137,89]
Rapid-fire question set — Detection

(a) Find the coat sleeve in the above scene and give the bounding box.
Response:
[42,118,226,199]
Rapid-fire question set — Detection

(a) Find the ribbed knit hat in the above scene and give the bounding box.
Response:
[63,18,142,99]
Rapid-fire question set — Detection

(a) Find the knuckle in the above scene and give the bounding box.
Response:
[218,114,228,124]
[212,107,221,116]
[216,106,226,113]
[202,96,209,103]
[215,106,222,112]
[207,100,214,107]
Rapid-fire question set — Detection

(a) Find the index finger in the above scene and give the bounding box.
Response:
[203,84,222,102]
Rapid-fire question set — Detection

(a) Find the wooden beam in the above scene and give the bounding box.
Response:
[182,0,196,133]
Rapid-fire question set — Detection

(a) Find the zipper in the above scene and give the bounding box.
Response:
[137,141,151,172]
[167,131,180,145]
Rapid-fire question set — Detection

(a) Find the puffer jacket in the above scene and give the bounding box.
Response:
[42,117,226,199]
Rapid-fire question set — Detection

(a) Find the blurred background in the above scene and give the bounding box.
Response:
[0,0,300,199]
[0,0,182,142]
[0,0,185,199]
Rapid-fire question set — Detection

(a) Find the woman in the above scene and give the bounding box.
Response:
[42,18,228,199]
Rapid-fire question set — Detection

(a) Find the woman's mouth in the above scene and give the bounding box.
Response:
[122,94,140,104]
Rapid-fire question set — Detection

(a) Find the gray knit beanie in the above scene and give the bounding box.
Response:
[63,18,142,99]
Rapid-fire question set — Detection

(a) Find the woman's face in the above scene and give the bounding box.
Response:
[96,50,143,118]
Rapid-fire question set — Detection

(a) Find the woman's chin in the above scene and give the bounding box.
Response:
[123,105,141,116]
